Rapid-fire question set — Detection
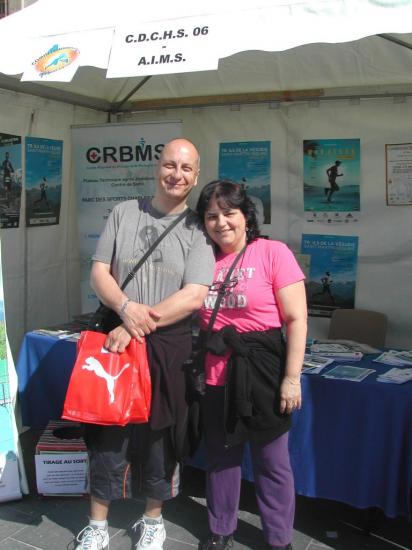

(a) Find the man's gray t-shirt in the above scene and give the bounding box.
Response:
[92,198,215,306]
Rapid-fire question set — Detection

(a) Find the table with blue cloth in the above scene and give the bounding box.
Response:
[16,331,412,520]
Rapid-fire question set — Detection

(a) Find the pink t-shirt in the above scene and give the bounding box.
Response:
[198,238,305,386]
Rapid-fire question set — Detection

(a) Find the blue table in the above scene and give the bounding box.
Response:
[16,332,412,519]
[16,332,77,429]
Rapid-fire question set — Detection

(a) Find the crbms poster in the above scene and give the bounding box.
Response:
[303,138,360,224]
[72,121,181,313]
[218,141,271,226]
[0,239,23,502]
[25,137,63,227]
[301,234,359,317]
[0,133,22,229]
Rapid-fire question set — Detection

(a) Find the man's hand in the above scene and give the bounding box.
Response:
[104,325,132,352]
[120,301,161,340]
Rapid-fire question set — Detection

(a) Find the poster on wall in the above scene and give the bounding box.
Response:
[25,137,63,227]
[303,139,360,224]
[385,143,412,205]
[0,239,23,503]
[0,133,22,229]
[218,141,271,226]
[301,234,358,318]
[72,121,181,313]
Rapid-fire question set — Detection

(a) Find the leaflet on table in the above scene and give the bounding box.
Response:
[322,365,375,382]
[310,344,363,361]
[377,368,412,384]
[302,354,334,374]
[373,350,412,367]
[313,339,381,354]
[33,329,80,339]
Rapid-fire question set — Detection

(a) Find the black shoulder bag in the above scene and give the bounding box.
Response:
[88,208,189,333]
[186,244,247,398]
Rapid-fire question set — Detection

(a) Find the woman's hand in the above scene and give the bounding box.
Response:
[104,325,132,353]
[279,376,302,414]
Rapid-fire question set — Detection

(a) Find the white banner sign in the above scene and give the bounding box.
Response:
[108,16,220,77]
[72,121,181,313]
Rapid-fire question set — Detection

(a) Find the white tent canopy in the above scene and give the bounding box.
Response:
[1,0,412,112]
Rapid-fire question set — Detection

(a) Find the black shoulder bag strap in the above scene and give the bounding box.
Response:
[89,208,189,333]
[188,244,247,397]
[119,207,189,292]
[206,243,247,333]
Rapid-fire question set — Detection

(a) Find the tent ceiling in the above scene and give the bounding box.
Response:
[1,0,412,112]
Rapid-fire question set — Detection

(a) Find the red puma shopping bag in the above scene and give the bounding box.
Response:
[62,331,151,426]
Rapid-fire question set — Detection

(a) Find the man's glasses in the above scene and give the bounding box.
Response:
[209,277,239,294]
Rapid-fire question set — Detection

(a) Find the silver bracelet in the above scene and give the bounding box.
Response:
[119,298,132,316]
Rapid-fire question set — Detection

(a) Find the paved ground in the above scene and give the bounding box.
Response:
[0,429,410,550]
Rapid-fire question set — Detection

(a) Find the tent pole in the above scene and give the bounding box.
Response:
[377,34,412,51]
[110,76,152,114]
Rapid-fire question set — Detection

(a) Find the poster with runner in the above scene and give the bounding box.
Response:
[301,234,359,317]
[303,138,360,224]
[218,141,271,225]
[25,137,63,227]
[0,133,22,229]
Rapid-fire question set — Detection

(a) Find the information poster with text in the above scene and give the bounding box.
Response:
[73,121,181,313]
[25,137,63,227]
[385,143,412,205]
[303,139,360,224]
[301,234,358,317]
[0,133,22,229]
[219,141,271,226]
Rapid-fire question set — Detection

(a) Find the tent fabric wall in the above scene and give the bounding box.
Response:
[1,86,411,358]
[119,98,412,349]
[0,88,106,357]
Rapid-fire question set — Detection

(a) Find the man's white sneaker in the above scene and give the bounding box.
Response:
[75,525,110,550]
[132,517,166,549]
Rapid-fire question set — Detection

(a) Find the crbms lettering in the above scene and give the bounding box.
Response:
[136,144,152,161]
[86,144,165,164]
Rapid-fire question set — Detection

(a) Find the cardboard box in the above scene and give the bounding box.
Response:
[35,420,89,496]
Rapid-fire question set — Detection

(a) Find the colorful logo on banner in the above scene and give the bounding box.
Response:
[33,44,79,77]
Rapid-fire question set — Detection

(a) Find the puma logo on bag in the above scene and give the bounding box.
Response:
[82,356,130,404]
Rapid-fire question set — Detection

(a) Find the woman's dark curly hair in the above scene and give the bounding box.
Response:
[196,179,260,244]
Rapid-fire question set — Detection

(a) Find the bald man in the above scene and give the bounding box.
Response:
[75,139,215,550]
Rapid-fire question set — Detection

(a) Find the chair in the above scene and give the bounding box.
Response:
[328,308,388,348]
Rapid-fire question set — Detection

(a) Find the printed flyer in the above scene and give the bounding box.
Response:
[72,121,181,313]
[303,138,360,224]
[218,141,271,225]
[301,234,359,317]
[0,133,22,229]
[25,137,63,227]
[385,143,412,205]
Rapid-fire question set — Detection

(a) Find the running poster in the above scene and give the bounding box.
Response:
[301,234,359,317]
[25,137,63,227]
[303,139,360,224]
[72,121,181,313]
[0,237,25,502]
[0,133,22,229]
[218,141,271,225]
